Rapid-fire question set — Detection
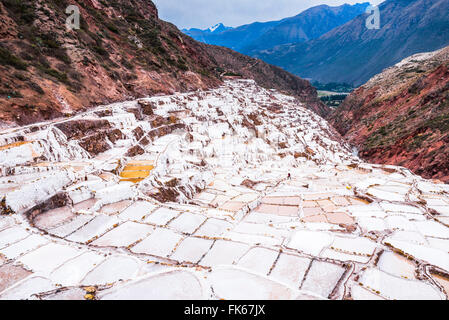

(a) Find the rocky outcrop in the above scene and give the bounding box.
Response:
[0,0,325,127]
[56,119,121,155]
[137,100,155,116]
[25,192,70,220]
[55,120,111,140]
[328,46,449,183]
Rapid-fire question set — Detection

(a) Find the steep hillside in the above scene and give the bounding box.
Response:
[328,46,449,183]
[0,0,326,127]
[182,3,369,55]
[257,0,449,86]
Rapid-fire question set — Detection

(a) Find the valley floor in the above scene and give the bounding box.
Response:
[0,80,448,300]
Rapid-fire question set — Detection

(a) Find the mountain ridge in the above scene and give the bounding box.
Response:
[183,22,231,34]
[182,3,370,55]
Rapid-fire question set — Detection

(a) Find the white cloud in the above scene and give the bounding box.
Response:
[153,0,385,30]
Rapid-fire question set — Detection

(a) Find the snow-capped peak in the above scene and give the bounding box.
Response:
[208,23,229,33]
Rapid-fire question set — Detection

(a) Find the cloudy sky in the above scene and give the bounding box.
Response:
[153,0,385,30]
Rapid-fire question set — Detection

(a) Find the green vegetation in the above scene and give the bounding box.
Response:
[47,0,69,10]
[0,46,28,70]
[121,57,134,70]
[13,72,28,81]
[28,82,45,94]
[223,71,242,77]
[176,57,188,71]
[92,44,109,57]
[106,21,120,34]
[312,81,354,93]
[35,32,72,64]
[361,112,385,131]
[140,27,165,55]
[365,123,396,149]
[405,66,426,74]
[199,69,212,77]
[423,114,449,133]
[407,133,432,151]
[36,64,69,84]
[0,88,23,98]
[1,0,36,23]
[319,93,348,107]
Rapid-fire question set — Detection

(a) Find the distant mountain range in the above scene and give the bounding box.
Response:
[184,0,449,86]
[182,3,370,54]
[182,23,232,42]
[257,0,449,85]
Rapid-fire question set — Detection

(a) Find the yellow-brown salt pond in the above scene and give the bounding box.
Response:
[0,141,41,158]
[119,160,154,183]
[0,141,31,151]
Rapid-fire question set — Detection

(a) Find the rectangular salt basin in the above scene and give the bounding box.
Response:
[0,217,15,232]
[321,249,371,264]
[144,207,181,226]
[66,215,120,243]
[81,255,141,286]
[0,227,30,249]
[413,220,449,238]
[168,212,207,234]
[18,243,82,274]
[91,221,155,247]
[384,238,449,272]
[0,276,54,300]
[170,237,213,263]
[269,253,311,288]
[130,228,184,258]
[49,214,94,238]
[224,231,283,247]
[376,251,417,280]
[301,260,346,299]
[199,240,250,267]
[360,268,443,300]
[0,234,49,260]
[50,251,106,286]
[232,222,289,239]
[119,201,158,221]
[379,203,423,214]
[244,212,297,224]
[287,230,333,256]
[237,247,279,275]
[194,218,232,237]
[330,236,377,256]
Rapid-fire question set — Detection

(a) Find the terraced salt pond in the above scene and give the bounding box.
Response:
[119,160,155,183]
[0,80,448,300]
